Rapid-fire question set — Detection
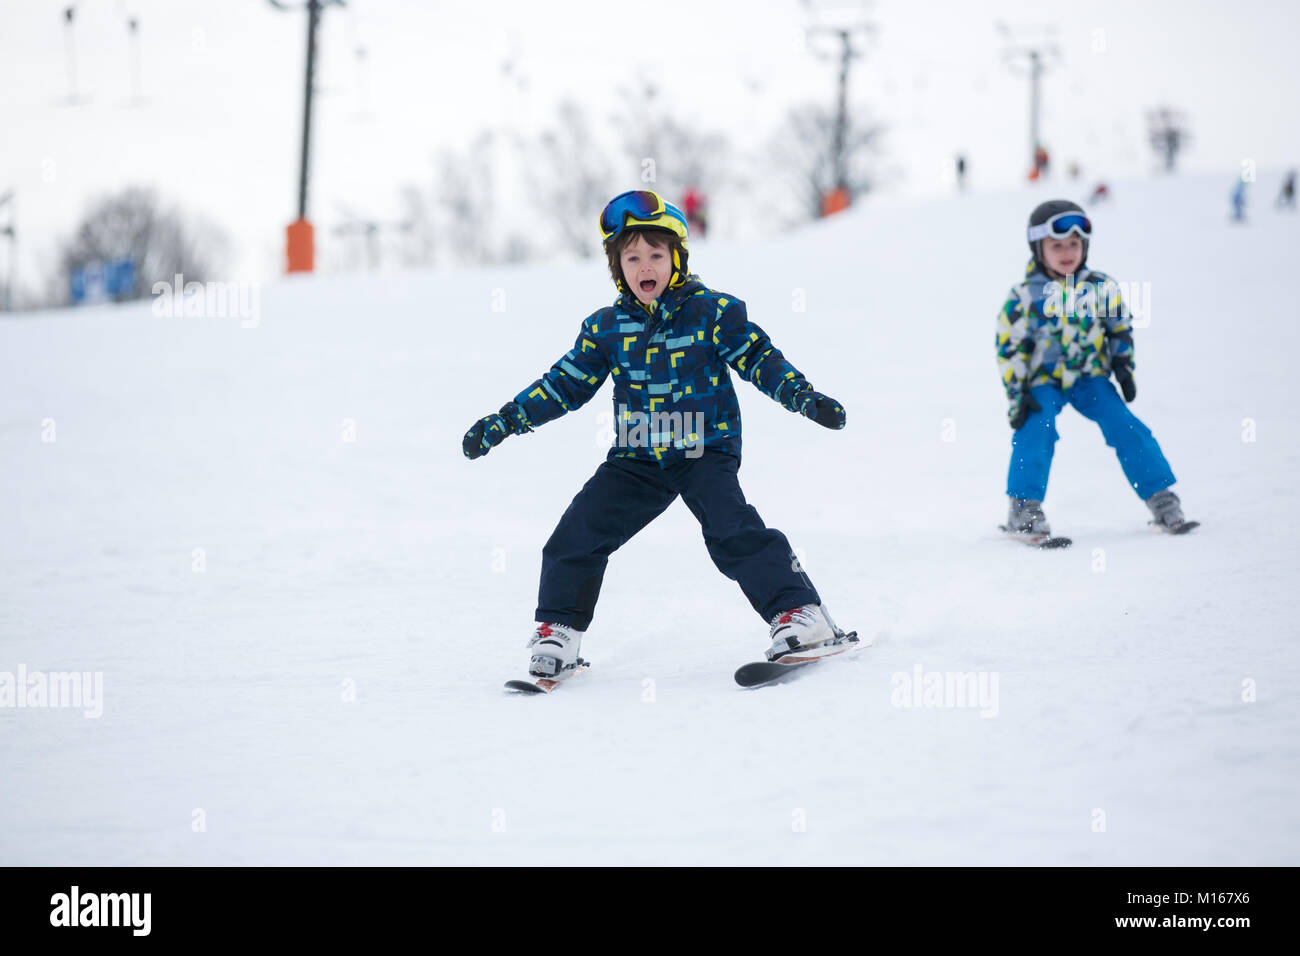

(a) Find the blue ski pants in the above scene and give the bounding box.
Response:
[536,450,820,631]
[1007,376,1176,501]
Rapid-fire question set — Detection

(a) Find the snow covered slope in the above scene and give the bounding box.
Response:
[2,173,1297,865]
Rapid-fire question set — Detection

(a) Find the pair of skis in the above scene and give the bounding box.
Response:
[504,630,864,695]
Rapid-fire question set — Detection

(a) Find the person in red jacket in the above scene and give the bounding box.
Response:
[683,185,709,238]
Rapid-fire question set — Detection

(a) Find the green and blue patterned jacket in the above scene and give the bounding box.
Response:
[510,276,813,465]
[996,261,1136,413]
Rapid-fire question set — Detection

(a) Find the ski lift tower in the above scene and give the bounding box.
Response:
[269,0,346,274]
[999,21,1060,179]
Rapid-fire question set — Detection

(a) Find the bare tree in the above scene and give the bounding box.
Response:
[766,102,886,221]
[498,233,533,265]
[612,82,731,201]
[54,187,229,304]
[394,185,436,269]
[434,131,498,267]
[392,131,533,269]
[525,100,615,259]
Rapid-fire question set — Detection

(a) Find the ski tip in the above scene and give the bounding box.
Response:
[734,634,862,688]
[503,679,547,694]
[734,660,814,688]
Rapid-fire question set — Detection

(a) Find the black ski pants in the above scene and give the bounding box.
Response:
[535,450,820,631]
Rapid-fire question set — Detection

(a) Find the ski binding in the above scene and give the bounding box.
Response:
[734,631,862,688]
[503,659,590,695]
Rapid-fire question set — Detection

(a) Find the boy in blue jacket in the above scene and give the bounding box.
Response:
[464,190,848,682]
[996,199,1196,539]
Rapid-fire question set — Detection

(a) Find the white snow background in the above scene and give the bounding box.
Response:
[1,173,1297,865]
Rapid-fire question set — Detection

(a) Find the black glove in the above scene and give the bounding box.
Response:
[463,402,531,460]
[1009,389,1042,430]
[791,388,847,430]
[1112,356,1136,403]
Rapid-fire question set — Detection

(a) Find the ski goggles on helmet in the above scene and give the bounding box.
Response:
[1027,210,1092,242]
[599,190,689,244]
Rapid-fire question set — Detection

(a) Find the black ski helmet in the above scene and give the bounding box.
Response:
[1027,199,1089,272]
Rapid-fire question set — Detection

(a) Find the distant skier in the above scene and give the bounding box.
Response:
[995,199,1196,540]
[1231,178,1248,222]
[955,154,968,192]
[462,190,850,684]
[1276,170,1296,210]
[1029,145,1050,181]
[683,185,709,238]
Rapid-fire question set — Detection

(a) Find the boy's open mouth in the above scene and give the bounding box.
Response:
[639,280,657,293]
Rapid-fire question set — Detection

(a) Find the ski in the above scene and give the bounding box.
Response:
[734,631,862,689]
[999,525,1072,549]
[1152,520,1200,535]
[503,660,589,695]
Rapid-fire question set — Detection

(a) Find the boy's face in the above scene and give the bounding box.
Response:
[620,233,673,305]
[1041,235,1083,277]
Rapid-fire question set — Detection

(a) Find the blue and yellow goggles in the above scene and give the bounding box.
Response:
[1027,211,1091,242]
[599,190,689,245]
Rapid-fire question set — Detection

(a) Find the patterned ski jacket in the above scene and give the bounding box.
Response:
[995,261,1135,403]
[509,276,813,466]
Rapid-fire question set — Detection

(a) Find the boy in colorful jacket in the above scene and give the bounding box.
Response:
[463,191,849,682]
[996,199,1196,538]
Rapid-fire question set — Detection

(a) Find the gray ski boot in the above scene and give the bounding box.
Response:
[1146,489,1199,534]
[1006,497,1051,536]
[1000,497,1070,548]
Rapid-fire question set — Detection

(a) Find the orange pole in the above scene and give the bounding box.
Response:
[286,218,314,273]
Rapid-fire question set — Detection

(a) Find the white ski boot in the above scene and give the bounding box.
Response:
[765,604,838,661]
[526,622,585,679]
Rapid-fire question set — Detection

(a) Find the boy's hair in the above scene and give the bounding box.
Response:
[604,228,684,289]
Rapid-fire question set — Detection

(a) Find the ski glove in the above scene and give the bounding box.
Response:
[1009,389,1042,430]
[789,387,847,430]
[462,402,532,460]
[1112,356,1137,403]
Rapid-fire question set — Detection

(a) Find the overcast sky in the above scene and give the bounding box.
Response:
[2,0,1298,292]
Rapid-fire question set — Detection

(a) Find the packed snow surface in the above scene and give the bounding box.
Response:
[2,173,1297,864]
